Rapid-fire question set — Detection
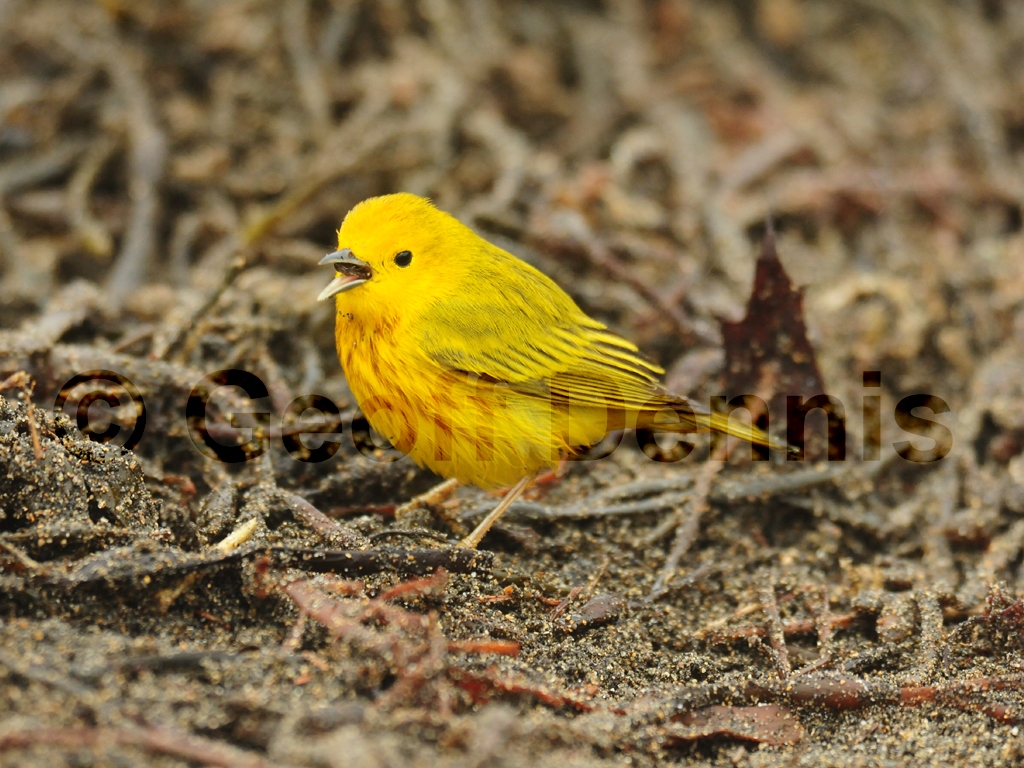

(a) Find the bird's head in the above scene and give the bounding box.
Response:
[317,193,470,309]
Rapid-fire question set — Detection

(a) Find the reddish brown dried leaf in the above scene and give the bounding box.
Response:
[378,569,449,601]
[666,704,804,746]
[779,677,869,710]
[446,639,521,657]
[721,223,826,456]
[449,668,595,712]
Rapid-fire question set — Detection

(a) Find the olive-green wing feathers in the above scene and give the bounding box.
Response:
[415,251,665,409]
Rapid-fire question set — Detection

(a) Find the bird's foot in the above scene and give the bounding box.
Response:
[459,474,533,549]
[394,478,464,533]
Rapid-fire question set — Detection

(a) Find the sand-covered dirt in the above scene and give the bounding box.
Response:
[2,1,1024,765]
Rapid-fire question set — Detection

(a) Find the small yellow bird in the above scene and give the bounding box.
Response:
[319,193,776,547]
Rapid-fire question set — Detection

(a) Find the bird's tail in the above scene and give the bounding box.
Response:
[640,399,790,453]
[694,411,789,452]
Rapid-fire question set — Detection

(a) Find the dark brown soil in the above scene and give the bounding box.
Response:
[3,1,1024,766]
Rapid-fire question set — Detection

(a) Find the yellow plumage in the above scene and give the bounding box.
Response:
[320,193,775,492]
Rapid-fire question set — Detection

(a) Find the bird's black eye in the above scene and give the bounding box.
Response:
[394,250,412,267]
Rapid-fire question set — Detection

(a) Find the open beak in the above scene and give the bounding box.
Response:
[317,249,372,301]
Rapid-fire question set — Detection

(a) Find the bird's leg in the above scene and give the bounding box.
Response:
[528,458,569,496]
[459,474,533,549]
[394,478,463,532]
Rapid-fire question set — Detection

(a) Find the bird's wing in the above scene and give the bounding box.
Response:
[415,255,665,409]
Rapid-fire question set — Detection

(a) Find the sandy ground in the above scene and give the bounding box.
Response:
[2,1,1024,765]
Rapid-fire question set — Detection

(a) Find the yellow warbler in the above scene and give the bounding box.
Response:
[319,193,776,547]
